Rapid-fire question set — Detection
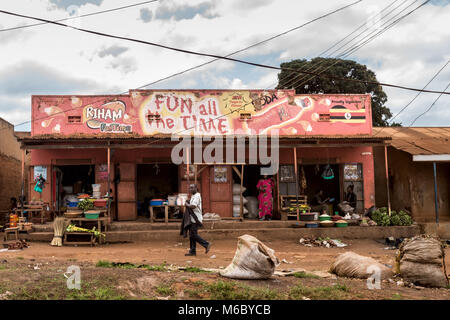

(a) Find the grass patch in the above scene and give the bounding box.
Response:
[203,280,280,300]
[0,265,7,270]
[289,282,350,300]
[389,293,403,300]
[155,284,175,296]
[290,271,320,279]
[96,260,168,271]
[16,257,24,260]
[183,267,210,273]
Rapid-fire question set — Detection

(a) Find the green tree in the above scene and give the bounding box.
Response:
[276,58,400,127]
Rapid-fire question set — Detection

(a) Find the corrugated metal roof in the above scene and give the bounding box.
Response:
[19,133,390,143]
[373,127,450,155]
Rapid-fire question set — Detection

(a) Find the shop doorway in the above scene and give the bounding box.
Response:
[54,165,95,211]
[302,164,341,214]
[136,164,179,217]
[232,165,275,219]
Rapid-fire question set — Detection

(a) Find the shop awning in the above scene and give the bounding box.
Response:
[18,133,391,149]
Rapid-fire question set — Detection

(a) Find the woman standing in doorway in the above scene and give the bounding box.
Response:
[256,175,274,221]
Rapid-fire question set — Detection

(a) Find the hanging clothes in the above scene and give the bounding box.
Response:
[300,166,307,192]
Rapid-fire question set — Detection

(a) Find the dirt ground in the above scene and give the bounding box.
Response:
[0,238,449,300]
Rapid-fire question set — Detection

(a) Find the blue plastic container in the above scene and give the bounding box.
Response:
[67,201,79,207]
[306,223,319,228]
[150,199,164,206]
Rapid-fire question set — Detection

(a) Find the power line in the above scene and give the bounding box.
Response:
[0,8,448,95]
[277,0,407,89]
[408,82,450,127]
[281,0,425,91]
[135,0,363,89]
[6,0,364,130]
[375,58,450,136]
[0,0,159,33]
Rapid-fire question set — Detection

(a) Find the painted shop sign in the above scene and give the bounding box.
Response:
[83,101,132,133]
[32,90,373,136]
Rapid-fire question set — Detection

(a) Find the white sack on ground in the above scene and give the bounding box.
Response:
[330,252,393,280]
[396,235,449,288]
[232,195,248,205]
[220,234,280,279]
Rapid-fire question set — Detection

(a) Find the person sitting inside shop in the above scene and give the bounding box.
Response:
[344,185,357,210]
[310,189,329,214]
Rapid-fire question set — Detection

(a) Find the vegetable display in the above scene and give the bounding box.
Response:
[66,224,105,238]
[77,199,94,212]
[371,207,413,226]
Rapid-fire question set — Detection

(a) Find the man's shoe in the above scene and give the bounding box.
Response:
[185,252,196,256]
[205,243,211,254]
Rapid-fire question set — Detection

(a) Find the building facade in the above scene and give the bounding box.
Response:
[20,90,386,220]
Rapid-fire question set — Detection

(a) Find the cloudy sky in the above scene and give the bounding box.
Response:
[0,0,449,130]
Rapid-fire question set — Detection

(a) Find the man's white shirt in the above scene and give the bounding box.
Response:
[189,192,203,224]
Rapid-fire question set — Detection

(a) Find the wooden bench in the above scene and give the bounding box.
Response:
[3,227,19,242]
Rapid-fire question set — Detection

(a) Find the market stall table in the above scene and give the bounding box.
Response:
[149,205,184,224]
[64,216,108,245]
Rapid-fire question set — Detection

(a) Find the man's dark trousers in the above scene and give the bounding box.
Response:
[188,223,209,254]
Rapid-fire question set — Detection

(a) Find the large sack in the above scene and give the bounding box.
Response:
[232,195,248,205]
[245,196,259,219]
[232,205,248,217]
[232,184,246,195]
[220,235,280,279]
[330,252,393,280]
[396,235,449,287]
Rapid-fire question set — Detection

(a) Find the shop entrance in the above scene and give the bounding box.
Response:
[232,165,275,219]
[136,163,179,217]
[54,165,95,211]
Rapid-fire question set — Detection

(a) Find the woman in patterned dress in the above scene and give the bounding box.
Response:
[256,175,274,220]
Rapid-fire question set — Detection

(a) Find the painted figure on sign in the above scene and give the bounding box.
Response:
[256,175,274,221]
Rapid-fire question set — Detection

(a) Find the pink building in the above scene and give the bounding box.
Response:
[19,90,388,221]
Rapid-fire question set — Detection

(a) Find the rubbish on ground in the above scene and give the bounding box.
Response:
[351,214,361,219]
[299,237,347,248]
[281,259,293,264]
[7,240,28,250]
[330,251,393,280]
[0,291,13,300]
[343,213,352,220]
[210,255,216,259]
[395,235,449,288]
[220,234,279,280]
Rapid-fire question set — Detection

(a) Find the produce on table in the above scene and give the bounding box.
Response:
[371,207,413,226]
[66,224,105,238]
[77,199,94,212]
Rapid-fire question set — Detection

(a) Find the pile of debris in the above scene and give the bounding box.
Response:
[299,237,347,248]
[7,240,29,250]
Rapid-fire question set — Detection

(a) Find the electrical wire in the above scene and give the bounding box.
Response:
[374,58,450,136]
[134,0,363,89]
[277,0,407,89]
[0,7,447,95]
[408,82,450,126]
[281,0,426,91]
[0,0,159,33]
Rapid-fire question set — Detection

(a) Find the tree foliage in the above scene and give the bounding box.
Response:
[276,58,399,127]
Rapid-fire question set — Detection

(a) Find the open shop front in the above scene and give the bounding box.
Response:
[53,164,95,212]
[277,145,375,222]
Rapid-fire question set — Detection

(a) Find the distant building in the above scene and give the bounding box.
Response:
[0,117,30,210]
[373,127,450,236]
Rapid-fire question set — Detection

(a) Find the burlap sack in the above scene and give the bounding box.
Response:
[220,235,280,280]
[396,235,449,288]
[330,252,393,279]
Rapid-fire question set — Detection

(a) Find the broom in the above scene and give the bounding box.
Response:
[51,217,69,246]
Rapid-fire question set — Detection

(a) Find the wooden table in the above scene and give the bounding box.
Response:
[149,205,184,224]
[16,204,48,224]
[64,217,108,244]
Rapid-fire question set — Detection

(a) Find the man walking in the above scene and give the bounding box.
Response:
[183,184,211,256]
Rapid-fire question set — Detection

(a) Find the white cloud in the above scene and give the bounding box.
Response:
[0,0,449,128]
